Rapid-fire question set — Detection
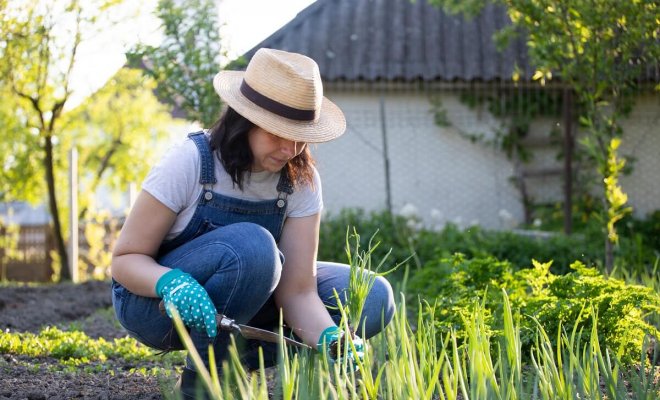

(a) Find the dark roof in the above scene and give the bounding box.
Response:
[243,0,532,82]
[242,0,659,84]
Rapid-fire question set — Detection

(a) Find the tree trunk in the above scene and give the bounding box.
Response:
[44,134,70,281]
[562,88,574,234]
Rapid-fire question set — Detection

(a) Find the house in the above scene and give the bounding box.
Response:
[238,0,660,230]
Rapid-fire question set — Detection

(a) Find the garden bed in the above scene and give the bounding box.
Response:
[0,280,176,399]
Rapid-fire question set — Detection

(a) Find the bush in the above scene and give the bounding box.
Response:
[318,209,603,275]
[318,210,422,279]
[319,208,659,276]
[407,254,660,365]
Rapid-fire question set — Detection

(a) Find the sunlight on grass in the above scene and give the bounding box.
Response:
[0,326,183,373]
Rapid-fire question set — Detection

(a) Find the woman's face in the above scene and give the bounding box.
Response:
[247,126,306,172]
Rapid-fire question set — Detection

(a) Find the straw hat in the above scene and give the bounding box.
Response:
[213,48,346,143]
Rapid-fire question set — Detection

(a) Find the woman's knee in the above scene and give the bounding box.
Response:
[360,275,395,338]
[228,222,282,282]
[161,222,282,292]
[196,223,282,320]
[201,222,281,269]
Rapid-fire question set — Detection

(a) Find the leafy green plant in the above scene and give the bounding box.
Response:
[151,229,659,398]
[0,326,183,368]
[127,0,225,127]
[319,209,418,269]
[408,255,660,365]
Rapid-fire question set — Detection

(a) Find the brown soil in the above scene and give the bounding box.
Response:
[0,280,176,399]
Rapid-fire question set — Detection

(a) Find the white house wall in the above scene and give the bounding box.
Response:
[312,90,525,230]
[619,95,660,218]
[313,89,659,229]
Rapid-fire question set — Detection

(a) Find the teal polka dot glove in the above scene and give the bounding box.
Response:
[155,269,218,338]
[317,326,364,369]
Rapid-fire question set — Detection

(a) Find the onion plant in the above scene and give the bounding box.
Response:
[343,228,404,336]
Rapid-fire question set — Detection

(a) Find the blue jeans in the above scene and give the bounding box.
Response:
[112,222,395,370]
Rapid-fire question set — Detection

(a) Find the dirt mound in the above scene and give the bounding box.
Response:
[0,280,113,334]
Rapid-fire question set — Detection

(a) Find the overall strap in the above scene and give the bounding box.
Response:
[276,169,294,195]
[275,168,294,209]
[188,131,217,185]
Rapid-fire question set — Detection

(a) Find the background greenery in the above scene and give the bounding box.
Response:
[319,208,660,366]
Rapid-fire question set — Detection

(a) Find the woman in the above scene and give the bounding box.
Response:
[111,48,395,397]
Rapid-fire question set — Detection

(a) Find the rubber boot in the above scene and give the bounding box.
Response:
[175,368,211,400]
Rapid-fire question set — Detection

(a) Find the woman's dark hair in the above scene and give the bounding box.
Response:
[209,107,316,190]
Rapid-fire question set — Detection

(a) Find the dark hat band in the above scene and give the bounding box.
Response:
[240,80,318,122]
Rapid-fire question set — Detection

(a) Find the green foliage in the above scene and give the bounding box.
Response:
[626,210,660,259]
[408,255,660,365]
[67,68,176,207]
[158,287,660,399]
[602,138,633,245]
[0,0,175,281]
[343,229,400,329]
[320,208,660,278]
[319,209,604,275]
[430,0,660,94]
[319,209,420,272]
[0,85,41,203]
[0,326,183,366]
[533,198,660,273]
[430,0,660,270]
[127,0,225,127]
[422,224,604,275]
[0,0,131,279]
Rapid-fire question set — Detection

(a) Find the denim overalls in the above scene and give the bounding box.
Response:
[157,131,293,256]
[112,131,395,371]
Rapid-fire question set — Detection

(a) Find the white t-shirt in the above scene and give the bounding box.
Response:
[142,135,323,240]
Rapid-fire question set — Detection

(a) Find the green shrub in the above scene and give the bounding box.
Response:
[319,208,659,276]
[319,209,422,279]
[420,224,602,274]
[318,209,602,275]
[408,254,660,365]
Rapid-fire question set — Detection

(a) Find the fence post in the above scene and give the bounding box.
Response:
[562,88,574,234]
[69,147,79,283]
[379,95,393,214]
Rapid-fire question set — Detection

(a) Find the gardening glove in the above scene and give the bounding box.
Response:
[156,269,218,338]
[317,326,364,370]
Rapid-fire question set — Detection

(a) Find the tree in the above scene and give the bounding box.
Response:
[127,0,227,128]
[0,0,177,281]
[429,0,660,270]
[66,68,176,222]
